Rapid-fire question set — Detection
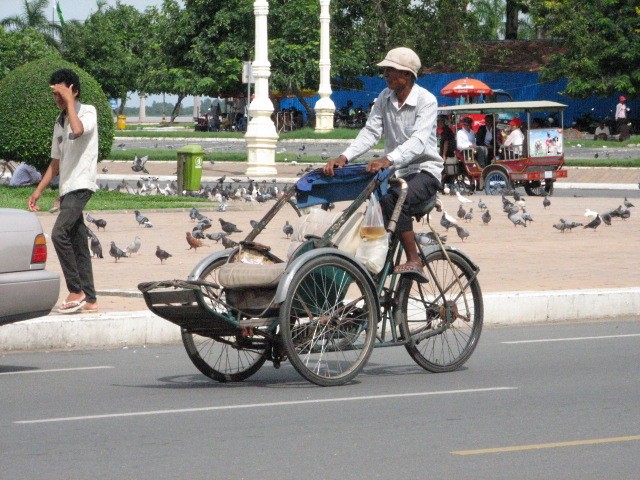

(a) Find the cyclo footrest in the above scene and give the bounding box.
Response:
[137,280,239,336]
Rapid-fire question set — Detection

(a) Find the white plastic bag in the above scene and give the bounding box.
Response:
[360,194,386,239]
[355,233,389,274]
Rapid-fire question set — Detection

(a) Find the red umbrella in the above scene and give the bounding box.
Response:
[440,78,493,98]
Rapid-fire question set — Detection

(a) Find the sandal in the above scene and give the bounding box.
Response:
[56,300,86,314]
[394,262,429,283]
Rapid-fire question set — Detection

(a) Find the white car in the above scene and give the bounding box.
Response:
[0,208,60,325]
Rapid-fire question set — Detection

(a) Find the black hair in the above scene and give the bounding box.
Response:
[49,68,81,99]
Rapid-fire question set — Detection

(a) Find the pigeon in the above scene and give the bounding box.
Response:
[454,225,470,241]
[206,232,226,242]
[457,204,466,219]
[521,208,534,225]
[477,199,487,211]
[221,235,239,249]
[506,203,520,215]
[508,212,527,227]
[86,213,107,231]
[196,218,212,231]
[219,218,242,234]
[623,197,634,208]
[440,212,457,231]
[513,191,522,202]
[86,228,103,258]
[620,209,631,220]
[109,241,127,262]
[155,246,172,263]
[186,231,207,251]
[415,231,447,246]
[456,191,472,204]
[584,208,598,218]
[464,208,474,222]
[250,219,259,229]
[553,222,566,233]
[601,212,612,225]
[583,214,601,231]
[481,210,491,225]
[562,219,583,232]
[192,228,206,239]
[217,201,227,212]
[608,205,624,218]
[131,155,149,174]
[101,166,108,173]
[283,220,294,238]
[134,210,153,227]
[189,207,200,222]
[126,236,142,256]
[542,195,551,209]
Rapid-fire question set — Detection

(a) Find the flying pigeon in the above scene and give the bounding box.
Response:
[109,241,127,262]
[131,155,149,174]
[155,246,172,263]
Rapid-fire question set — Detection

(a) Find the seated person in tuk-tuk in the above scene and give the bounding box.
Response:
[456,116,487,167]
[502,117,524,158]
[475,114,500,164]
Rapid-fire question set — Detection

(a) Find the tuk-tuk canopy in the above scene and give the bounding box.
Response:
[438,100,567,115]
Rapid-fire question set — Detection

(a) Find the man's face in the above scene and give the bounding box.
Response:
[383,67,411,90]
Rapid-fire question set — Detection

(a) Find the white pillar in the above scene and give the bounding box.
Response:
[138,95,146,123]
[193,95,201,119]
[245,0,278,177]
[314,0,335,132]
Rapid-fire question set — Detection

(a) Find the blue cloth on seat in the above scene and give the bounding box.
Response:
[295,164,390,209]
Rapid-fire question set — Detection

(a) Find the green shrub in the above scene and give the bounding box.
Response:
[0,55,114,172]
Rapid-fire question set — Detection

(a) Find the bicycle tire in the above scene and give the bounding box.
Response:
[181,257,268,382]
[395,250,483,373]
[279,254,378,386]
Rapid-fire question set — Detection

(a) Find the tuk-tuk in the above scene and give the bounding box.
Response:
[438,100,568,196]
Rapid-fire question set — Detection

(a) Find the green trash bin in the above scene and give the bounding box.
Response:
[178,145,204,191]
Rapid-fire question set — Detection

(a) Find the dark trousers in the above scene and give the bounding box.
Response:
[52,189,96,303]
[380,171,441,233]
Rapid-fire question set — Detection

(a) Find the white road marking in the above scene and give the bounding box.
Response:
[0,366,114,376]
[15,386,516,424]
[502,333,640,344]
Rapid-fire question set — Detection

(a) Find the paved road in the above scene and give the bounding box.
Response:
[114,136,640,160]
[2,319,639,479]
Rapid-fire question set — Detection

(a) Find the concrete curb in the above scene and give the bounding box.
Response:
[1,287,638,352]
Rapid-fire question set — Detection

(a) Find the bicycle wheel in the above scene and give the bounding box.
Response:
[396,250,483,372]
[181,257,268,382]
[279,255,378,386]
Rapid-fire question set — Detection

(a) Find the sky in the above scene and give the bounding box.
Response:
[0,1,187,108]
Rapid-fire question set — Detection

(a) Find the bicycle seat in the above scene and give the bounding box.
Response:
[411,197,441,222]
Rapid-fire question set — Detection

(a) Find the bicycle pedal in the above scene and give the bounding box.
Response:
[400,271,429,283]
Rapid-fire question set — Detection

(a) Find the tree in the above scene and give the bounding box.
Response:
[0,0,61,48]
[529,0,640,97]
[60,2,151,113]
[0,28,57,81]
[0,56,114,172]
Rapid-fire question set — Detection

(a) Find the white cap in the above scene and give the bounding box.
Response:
[377,47,421,78]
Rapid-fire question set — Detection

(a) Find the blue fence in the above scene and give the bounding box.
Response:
[278,72,637,128]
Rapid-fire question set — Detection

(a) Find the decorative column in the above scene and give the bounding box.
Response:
[193,95,201,120]
[314,0,335,132]
[138,95,147,123]
[245,0,278,176]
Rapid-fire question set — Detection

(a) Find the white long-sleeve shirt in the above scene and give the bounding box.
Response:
[341,84,443,180]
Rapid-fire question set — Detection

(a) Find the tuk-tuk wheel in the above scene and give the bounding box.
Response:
[484,170,511,196]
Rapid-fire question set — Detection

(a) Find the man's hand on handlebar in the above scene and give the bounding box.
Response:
[322,155,348,176]
[366,157,392,174]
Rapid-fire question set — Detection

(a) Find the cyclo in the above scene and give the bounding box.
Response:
[439,101,568,196]
[139,164,483,386]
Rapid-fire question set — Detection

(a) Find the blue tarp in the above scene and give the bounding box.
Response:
[295,163,389,209]
[279,73,637,128]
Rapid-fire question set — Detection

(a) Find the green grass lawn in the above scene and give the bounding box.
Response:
[0,186,212,211]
